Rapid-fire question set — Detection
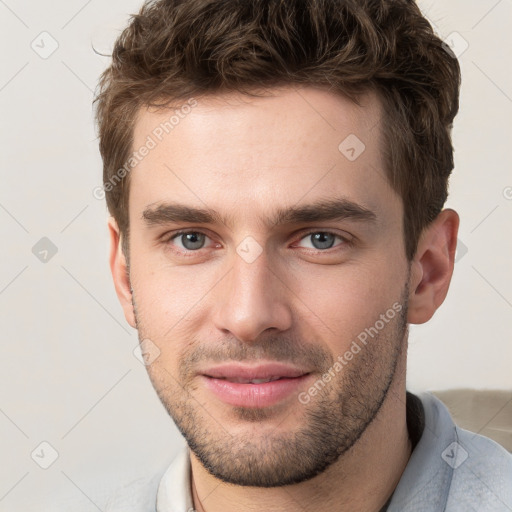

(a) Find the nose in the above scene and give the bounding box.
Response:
[212,249,293,343]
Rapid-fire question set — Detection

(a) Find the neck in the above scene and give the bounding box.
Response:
[190,354,411,512]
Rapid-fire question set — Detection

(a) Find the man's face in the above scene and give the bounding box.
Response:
[124,86,411,486]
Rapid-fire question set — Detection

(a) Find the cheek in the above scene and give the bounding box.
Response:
[130,249,206,312]
[288,259,406,348]
[129,255,221,364]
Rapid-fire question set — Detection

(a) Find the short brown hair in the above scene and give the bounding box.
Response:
[94,0,460,260]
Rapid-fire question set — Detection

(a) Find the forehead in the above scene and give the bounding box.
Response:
[129,85,398,226]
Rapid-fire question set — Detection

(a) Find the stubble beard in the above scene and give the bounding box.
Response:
[133,287,409,488]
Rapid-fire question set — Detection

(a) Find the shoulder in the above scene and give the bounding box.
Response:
[447,424,512,511]
[389,392,512,511]
[419,391,512,511]
[104,467,166,512]
[104,446,191,512]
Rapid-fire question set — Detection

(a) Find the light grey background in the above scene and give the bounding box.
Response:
[0,0,511,510]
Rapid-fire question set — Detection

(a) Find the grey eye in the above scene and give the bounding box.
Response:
[309,232,336,250]
[177,232,206,250]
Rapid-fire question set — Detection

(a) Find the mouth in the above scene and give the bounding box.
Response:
[209,375,289,384]
[199,362,313,408]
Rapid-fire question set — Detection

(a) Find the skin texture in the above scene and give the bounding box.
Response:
[109,85,459,511]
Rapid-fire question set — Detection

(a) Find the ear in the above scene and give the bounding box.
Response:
[407,209,459,324]
[108,217,136,329]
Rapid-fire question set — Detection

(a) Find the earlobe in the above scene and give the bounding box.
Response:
[108,218,136,329]
[407,209,459,324]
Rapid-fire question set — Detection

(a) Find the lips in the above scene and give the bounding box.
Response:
[199,363,312,408]
[216,376,283,384]
[202,362,309,382]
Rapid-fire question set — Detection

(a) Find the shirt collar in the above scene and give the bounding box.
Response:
[387,391,456,511]
[156,445,194,512]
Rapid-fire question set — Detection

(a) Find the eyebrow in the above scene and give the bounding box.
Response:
[142,198,377,229]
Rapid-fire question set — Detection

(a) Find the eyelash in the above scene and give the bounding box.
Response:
[163,229,354,254]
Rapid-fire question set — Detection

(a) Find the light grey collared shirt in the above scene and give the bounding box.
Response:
[105,392,512,511]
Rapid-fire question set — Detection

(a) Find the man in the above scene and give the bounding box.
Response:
[94,0,512,510]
